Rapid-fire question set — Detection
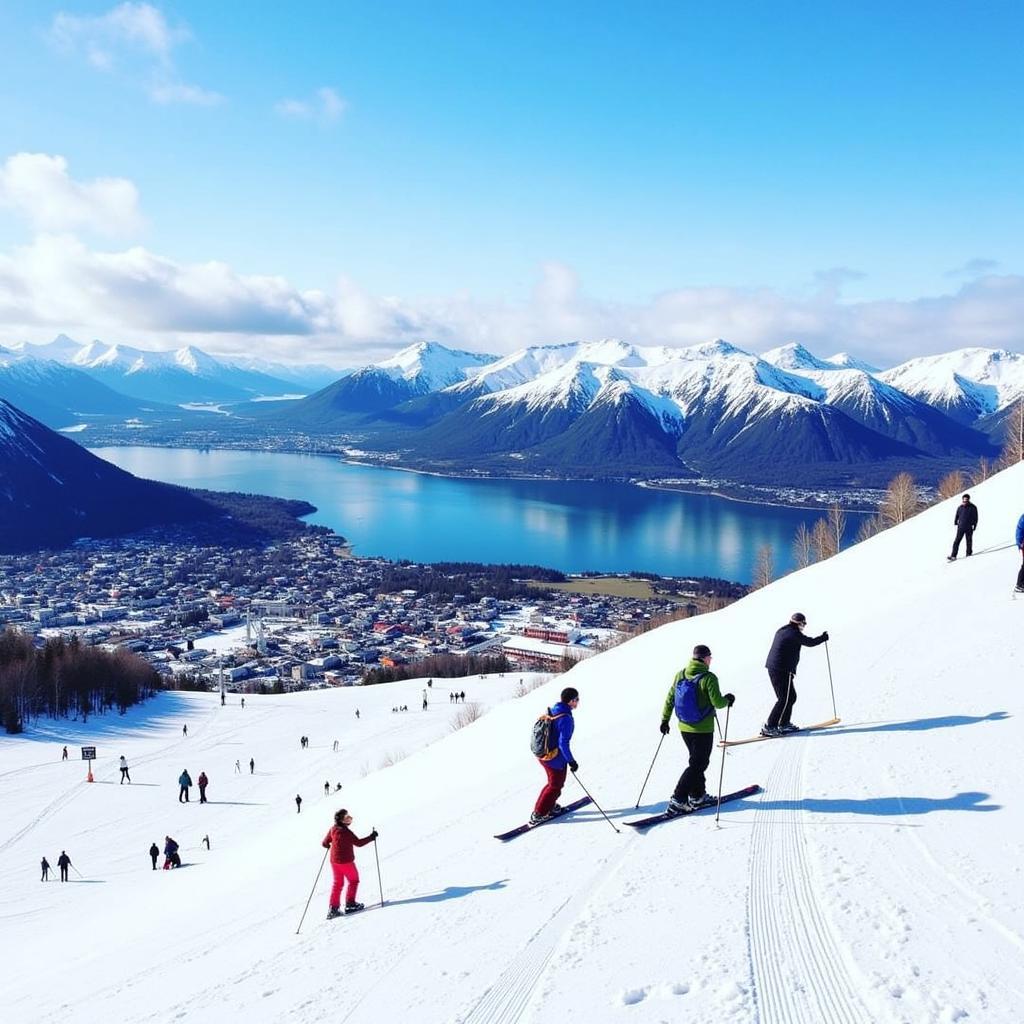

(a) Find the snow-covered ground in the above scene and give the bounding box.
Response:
[5,463,1024,1023]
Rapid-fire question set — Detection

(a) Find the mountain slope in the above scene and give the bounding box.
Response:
[0,400,217,550]
[5,462,1024,1023]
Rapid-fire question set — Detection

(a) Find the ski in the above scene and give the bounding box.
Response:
[718,717,841,747]
[625,785,761,829]
[494,796,593,841]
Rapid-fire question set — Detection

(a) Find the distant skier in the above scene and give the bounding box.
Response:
[324,781,330,796]
[660,644,734,815]
[61,746,68,761]
[948,493,979,561]
[178,769,193,803]
[163,836,181,869]
[57,850,71,882]
[322,809,378,919]
[355,709,360,720]
[241,698,245,709]
[234,759,241,774]
[422,697,428,711]
[459,690,466,703]
[220,692,225,706]
[41,856,50,881]
[202,834,210,850]
[249,757,255,775]
[197,771,209,803]
[761,612,828,736]
[1016,512,1024,593]
[530,686,580,825]
[119,755,131,784]
[182,724,188,737]
[335,782,342,791]
[296,794,303,814]
[149,842,159,870]
[332,740,339,752]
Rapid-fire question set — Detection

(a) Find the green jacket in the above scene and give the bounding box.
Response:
[661,658,728,734]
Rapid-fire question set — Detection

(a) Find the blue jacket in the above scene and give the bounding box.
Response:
[543,701,576,770]
[1016,514,1024,548]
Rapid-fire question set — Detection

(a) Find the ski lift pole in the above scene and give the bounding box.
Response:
[825,640,838,720]
[373,827,384,908]
[572,771,620,834]
[295,849,329,935]
[715,705,731,827]
[634,733,666,808]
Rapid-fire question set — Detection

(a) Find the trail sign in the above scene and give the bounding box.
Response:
[81,746,96,760]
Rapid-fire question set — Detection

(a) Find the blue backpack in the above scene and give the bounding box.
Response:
[674,671,713,725]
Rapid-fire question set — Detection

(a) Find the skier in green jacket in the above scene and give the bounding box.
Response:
[659,644,734,815]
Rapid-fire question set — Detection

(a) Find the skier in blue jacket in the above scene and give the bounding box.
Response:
[1015,513,1024,593]
[531,687,579,825]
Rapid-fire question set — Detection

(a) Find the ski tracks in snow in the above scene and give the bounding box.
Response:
[747,738,869,1024]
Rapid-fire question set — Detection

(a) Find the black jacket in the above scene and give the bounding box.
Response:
[765,623,827,675]
[954,502,978,529]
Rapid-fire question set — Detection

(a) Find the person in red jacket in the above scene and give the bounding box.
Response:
[322,809,377,919]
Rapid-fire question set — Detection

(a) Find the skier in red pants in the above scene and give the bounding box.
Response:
[322,809,377,919]
[531,687,580,825]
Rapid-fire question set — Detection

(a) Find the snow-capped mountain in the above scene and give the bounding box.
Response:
[826,351,880,372]
[761,342,838,372]
[0,349,169,428]
[11,337,316,405]
[0,400,215,551]
[880,348,1024,424]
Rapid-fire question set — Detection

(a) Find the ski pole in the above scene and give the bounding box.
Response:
[634,734,665,808]
[572,771,620,834]
[71,864,84,879]
[825,641,838,720]
[715,705,731,826]
[295,849,329,935]
[372,826,384,908]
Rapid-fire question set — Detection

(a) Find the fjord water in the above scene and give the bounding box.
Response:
[92,446,852,582]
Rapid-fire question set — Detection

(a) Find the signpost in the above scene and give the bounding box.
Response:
[81,745,96,783]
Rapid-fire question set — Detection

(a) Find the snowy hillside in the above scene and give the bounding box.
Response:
[6,462,1024,1022]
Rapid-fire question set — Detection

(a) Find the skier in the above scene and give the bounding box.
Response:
[948,493,979,561]
[322,809,378,918]
[660,644,734,814]
[178,768,193,803]
[762,612,829,736]
[530,686,580,825]
[202,834,210,850]
[241,698,245,708]
[62,746,68,761]
[460,690,466,703]
[197,771,209,803]
[355,709,360,719]
[149,842,159,870]
[249,757,255,775]
[335,782,342,791]
[57,850,71,882]
[332,739,339,752]
[296,794,303,814]
[422,697,428,711]
[235,759,241,773]
[119,755,131,784]
[221,692,225,706]
[182,724,188,737]
[41,856,50,881]
[324,781,330,796]
[1016,512,1024,593]
[163,836,181,869]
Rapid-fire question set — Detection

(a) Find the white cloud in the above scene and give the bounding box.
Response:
[49,3,221,106]
[274,86,348,123]
[0,153,142,237]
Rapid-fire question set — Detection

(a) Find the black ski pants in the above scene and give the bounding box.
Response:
[671,731,715,802]
[120,768,130,783]
[1017,548,1024,590]
[151,855,158,870]
[179,786,189,802]
[60,866,68,882]
[766,669,796,728]
[951,526,974,557]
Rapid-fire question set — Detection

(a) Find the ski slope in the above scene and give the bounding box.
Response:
[5,463,1024,1023]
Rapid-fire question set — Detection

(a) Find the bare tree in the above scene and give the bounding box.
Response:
[972,456,993,485]
[1000,399,1024,467]
[880,472,920,527]
[855,514,885,543]
[936,470,966,500]
[827,503,846,555]
[752,544,775,589]
[792,522,813,569]
[810,517,837,561]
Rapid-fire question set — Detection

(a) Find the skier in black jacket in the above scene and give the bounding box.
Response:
[948,493,978,561]
[149,842,160,869]
[762,613,828,736]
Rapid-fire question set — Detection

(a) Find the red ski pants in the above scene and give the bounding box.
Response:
[329,861,359,908]
[534,762,567,817]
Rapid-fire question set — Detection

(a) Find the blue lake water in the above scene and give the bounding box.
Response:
[91,446,859,582]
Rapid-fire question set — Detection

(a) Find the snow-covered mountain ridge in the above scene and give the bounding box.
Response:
[5,460,1024,1023]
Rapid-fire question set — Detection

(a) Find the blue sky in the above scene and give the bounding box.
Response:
[0,1,1021,366]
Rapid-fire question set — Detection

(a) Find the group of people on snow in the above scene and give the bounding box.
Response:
[40,852,73,882]
[946,493,1024,593]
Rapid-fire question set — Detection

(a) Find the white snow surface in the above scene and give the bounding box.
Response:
[6,463,1024,1022]
[881,348,1024,415]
